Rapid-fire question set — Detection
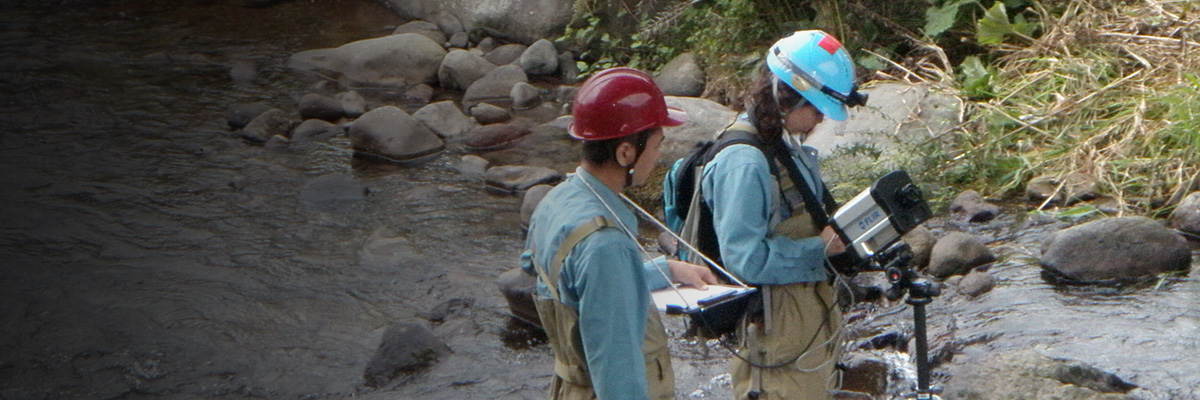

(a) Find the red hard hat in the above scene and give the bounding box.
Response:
[568,68,687,141]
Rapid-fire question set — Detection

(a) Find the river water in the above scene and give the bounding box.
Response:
[1,1,1197,400]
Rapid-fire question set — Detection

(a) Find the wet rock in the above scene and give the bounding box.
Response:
[1168,192,1200,237]
[288,33,446,87]
[291,119,342,142]
[484,165,564,193]
[419,298,473,323]
[462,64,527,110]
[447,31,469,49]
[434,317,482,338]
[297,93,344,122]
[837,280,883,306]
[382,0,573,44]
[299,173,367,210]
[949,190,1000,223]
[437,49,496,91]
[902,225,936,268]
[520,184,554,228]
[558,51,579,83]
[957,268,995,297]
[403,84,434,106]
[264,134,289,149]
[484,43,527,66]
[434,13,464,37]
[469,102,511,124]
[463,123,532,152]
[412,101,477,139]
[660,96,736,164]
[241,0,293,7]
[349,106,444,164]
[456,155,489,176]
[832,391,874,400]
[363,321,451,388]
[497,268,539,328]
[393,20,446,45]
[927,232,995,278]
[476,37,497,53]
[654,52,705,97]
[1039,216,1191,285]
[1026,173,1100,206]
[838,353,888,396]
[519,39,558,76]
[228,60,257,82]
[510,82,541,110]
[225,102,272,129]
[240,108,296,143]
[942,349,1135,400]
[336,90,366,118]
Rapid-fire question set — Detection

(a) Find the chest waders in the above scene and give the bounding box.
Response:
[684,121,845,399]
[531,215,675,400]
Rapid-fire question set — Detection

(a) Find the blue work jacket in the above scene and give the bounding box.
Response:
[700,119,830,285]
[520,167,672,399]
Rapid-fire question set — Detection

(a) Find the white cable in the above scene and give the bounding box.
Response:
[576,175,695,308]
[618,193,752,288]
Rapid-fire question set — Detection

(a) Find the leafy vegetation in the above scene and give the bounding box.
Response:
[557,0,1200,216]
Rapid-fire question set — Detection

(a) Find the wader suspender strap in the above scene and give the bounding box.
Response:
[726,120,837,229]
[534,215,616,303]
[768,139,838,228]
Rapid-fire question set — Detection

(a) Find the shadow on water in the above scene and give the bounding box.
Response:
[0,1,558,399]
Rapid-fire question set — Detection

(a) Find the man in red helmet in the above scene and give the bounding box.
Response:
[520,68,719,400]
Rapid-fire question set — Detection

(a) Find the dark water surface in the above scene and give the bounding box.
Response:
[0,1,556,398]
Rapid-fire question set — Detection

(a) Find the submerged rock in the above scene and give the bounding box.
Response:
[240,108,296,143]
[299,173,366,210]
[363,321,450,388]
[297,93,344,122]
[1039,216,1191,285]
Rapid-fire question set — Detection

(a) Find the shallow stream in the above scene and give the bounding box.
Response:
[0,1,1196,399]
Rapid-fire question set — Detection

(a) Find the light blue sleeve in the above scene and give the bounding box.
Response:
[703,145,828,285]
[662,158,686,233]
[567,230,653,400]
[643,256,672,291]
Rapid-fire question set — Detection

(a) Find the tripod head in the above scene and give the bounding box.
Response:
[875,242,941,301]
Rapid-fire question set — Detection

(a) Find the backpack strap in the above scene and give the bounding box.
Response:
[534,215,616,302]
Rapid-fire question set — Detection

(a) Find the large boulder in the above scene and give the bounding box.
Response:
[438,49,497,91]
[518,39,558,76]
[393,20,446,45]
[497,268,539,328]
[462,64,527,110]
[949,190,1001,223]
[1039,216,1192,284]
[941,349,1135,400]
[381,0,574,44]
[349,106,444,164]
[288,33,446,87]
[654,52,705,97]
[412,100,477,139]
[660,96,737,165]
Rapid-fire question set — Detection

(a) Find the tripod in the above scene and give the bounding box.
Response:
[877,243,942,399]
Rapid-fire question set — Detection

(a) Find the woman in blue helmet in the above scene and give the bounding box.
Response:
[697,30,867,399]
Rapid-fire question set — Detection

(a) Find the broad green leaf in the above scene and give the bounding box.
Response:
[924,2,962,37]
[977,2,1015,45]
[1013,13,1038,37]
[856,52,887,71]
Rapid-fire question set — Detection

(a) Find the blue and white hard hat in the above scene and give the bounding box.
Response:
[765,30,867,121]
